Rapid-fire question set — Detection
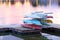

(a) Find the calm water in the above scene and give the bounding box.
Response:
[0,34,43,40]
[0,35,23,40]
[0,32,48,40]
[0,3,60,25]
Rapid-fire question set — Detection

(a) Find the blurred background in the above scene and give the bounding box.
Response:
[0,0,60,25]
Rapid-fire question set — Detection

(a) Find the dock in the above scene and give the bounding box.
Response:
[42,24,60,36]
[0,25,41,35]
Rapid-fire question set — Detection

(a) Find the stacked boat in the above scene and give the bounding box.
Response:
[0,12,53,35]
[22,12,53,29]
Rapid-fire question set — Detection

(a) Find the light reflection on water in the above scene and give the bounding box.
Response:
[1,35,23,40]
[0,30,50,40]
[0,2,60,25]
[0,34,41,40]
[0,30,41,40]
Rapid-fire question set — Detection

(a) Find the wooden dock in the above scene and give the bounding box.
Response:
[0,27,41,35]
[41,24,60,36]
[42,27,60,36]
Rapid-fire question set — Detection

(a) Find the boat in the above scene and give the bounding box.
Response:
[22,12,53,29]
[22,19,42,30]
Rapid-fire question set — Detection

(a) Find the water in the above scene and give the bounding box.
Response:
[0,33,60,40]
[0,34,44,40]
[42,33,60,40]
[0,35,23,40]
[0,3,60,25]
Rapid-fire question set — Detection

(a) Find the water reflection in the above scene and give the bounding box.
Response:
[0,31,47,40]
[29,0,37,7]
[1,35,23,40]
[38,0,49,6]
[58,0,60,6]
[20,0,24,5]
[0,34,44,40]
[2,0,6,4]
[10,0,15,5]
[0,0,60,7]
